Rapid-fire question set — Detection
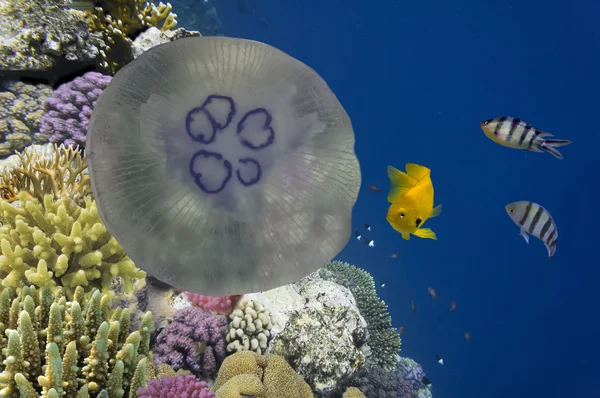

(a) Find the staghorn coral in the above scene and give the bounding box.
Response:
[0,143,91,206]
[0,285,154,397]
[152,306,227,379]
[319,261,401,369]
[0,191,145,297]
[85,0,178,74]
[0,82,53,159]
[40,72,113,148]
[213,351,313,398]
[225,297,273,355]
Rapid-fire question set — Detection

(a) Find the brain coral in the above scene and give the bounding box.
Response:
[85,36,361,296]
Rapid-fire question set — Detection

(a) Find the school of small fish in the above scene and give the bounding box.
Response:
[357,115,571,378]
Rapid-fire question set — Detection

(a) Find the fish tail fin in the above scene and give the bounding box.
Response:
[387,165,417,203]
[430,204,442,218]
[540,139,570,159]
[405,163,431,180]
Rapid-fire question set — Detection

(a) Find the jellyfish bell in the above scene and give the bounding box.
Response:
[86,36,361,296]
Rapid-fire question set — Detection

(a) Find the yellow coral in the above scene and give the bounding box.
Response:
[0,144,91,206]
[213,351,314,398]
[0,191,145,297]
[342,387,366,398]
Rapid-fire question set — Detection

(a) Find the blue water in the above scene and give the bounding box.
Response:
[186,1,600,397]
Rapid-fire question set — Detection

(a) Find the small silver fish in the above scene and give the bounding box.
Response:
[481,117,571,159]
[505,201,558,266]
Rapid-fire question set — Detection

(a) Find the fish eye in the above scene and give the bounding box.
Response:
[483,120,490,126]
[400,212,406,218]
[509,208,514,214]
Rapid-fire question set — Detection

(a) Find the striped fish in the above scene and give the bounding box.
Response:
[480,117,571,159]
[505,201,558,266]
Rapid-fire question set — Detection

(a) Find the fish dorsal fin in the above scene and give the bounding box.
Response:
[405,163,431,180]
[387,165,417,203]
[536,129,553,138]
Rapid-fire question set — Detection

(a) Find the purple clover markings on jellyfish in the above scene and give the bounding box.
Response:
[185,95,236,144]
[236,157,262,187]
[237,108,275,150]
[189,150,233,194]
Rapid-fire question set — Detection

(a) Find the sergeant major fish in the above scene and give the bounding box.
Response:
[480,117,571,159]
[386,163,442,240]
[505,201,558,266]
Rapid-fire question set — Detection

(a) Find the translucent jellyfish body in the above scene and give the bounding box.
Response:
[86,37,361,295]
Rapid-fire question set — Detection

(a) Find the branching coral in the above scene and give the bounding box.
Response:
[0,285,154,397]
[137,375,215,398]
[0,143,91,206]
[85,0,178,74]
[225,297,273,355]
[0,191,145,297]
[319,261,401,369]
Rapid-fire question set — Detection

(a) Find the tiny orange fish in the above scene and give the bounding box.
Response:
[464,332,472,343]
[411,300,416,313]
[389,253,399,259]
[428,287,439,300]
[367,185,381,192]
[450,300,457,312]
[399,326,405,335]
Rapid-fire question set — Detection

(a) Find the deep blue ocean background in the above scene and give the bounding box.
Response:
[176,1,600,397]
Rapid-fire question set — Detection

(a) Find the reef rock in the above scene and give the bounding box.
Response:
[0,0,102,81]
[131,27,201,58]
[269,279,369,397]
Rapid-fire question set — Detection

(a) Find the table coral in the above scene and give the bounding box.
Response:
[0,285,154,397]
[152,306,227,379]
[319,261,401,369]
[0,191,145,297]
[40,72,112,148]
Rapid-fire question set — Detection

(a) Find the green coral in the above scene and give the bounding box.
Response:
[318,261,401,369]
[226,297,273,355]
[0,191,145,298]
[0,286,153,397]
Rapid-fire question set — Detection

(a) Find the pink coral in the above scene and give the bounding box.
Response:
[185,292,241,315]
[138,375,215,398]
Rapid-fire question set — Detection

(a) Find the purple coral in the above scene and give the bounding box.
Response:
[138,375,215,398]
[40,71,112,147]
[153,306,228,378]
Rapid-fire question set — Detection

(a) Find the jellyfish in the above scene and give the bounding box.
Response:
[85,37,361,296]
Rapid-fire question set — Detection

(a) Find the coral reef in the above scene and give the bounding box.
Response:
[343,387,367,398]
[226,297,273,354]
[0,285,153,397]
[131,27,201,58]
[40,72,112,148]
[0,0,102,82]
[185,292,240,315]
[0,191,145,297]
[0,143,91,205]
[270,279,368,397]
[341,365,419,398]
[397,357,433,398]
[0,82,53,159]
[213,351,314,398]
[138,375,215,398]
[153,306,227,379]
[319,261,401,369]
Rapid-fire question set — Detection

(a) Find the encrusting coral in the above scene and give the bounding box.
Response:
[212,351,314,398]
[0,144,145,297]
[0,285,154,397]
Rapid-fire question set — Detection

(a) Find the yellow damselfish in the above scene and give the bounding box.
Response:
[386,163,442,240]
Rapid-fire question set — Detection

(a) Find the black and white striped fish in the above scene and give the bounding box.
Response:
[505,201,558,266]
[480,117,571,159]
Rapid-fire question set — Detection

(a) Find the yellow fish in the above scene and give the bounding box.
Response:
[386,163,442,240]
